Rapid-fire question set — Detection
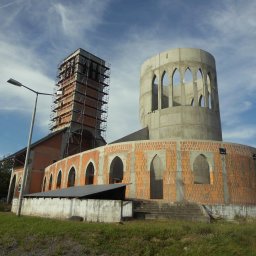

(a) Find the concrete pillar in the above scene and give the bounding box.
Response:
[169,69,173,107]
[129,143,136,198]
[158,57,161,110]
[180,68,186,106]
[97,148,105,184]
[192,69,199,106]
[176,141,184,202]
[203,72,209,108]
[221,151,229,204]
[7,168,14,203]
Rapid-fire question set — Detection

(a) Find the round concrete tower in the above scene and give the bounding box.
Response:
[140,48,222,141]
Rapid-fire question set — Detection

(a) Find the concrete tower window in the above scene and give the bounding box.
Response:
[150,155,164,199]
[8,175,16,203]
[56,171,62,189]
[67,167,76,187]
[109,156,124,184]
[161,71,169,109]
[85,162,95,185]
[172,68,181,106]
[184,68,193,105]
[42,177,46,192]
[199,95,205,107]
[48,174,53,190]
[193,154,210,184]
[152,75,158,111]
[197,69,203,105]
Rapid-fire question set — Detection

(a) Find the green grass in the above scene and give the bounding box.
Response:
[0,212,256,256]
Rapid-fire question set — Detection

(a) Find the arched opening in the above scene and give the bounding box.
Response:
[42,176,46,192]
[161,71,169,109]
[8,175,16,203]
[48,174,53,190]
[199,95,205,107]
[85,162,95,185]
[56,171,62,189]
[150,155,164,199]
[191,98,194,106]
[172,68,181,106]
[109,156,124,184]
[197,69,204,102]
[193,154,210,184]
[67,167,76,187]
[184,68,193,105]
[152,75,158,111]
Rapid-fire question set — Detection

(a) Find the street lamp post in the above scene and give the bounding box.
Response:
[7,78,52,217]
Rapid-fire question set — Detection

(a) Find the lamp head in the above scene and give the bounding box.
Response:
[7,78,23,87]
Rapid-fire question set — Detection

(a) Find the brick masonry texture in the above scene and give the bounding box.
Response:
[39,139,256,205]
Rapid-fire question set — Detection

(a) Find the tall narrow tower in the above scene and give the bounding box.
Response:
[50,48,110,157]
[140,48,222,141]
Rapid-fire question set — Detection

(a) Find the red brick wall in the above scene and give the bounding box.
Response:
[43,140,256,205]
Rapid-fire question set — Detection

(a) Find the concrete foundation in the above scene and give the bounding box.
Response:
[11,198,133,223]
[205,204,256,220]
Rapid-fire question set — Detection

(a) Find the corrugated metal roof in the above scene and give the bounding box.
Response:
[24,184,127,199]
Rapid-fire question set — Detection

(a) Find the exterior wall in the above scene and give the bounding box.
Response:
[43,139,256,205]
[205,204,256,220]
[8,132,64,200]
[140,48,222,141]
[11,198,133,223]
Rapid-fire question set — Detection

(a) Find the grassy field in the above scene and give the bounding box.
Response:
[0,211,256,256]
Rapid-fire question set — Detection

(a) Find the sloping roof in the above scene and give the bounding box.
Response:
[110,127,149,144]
[24,184,127,200]
[2,128,67,162]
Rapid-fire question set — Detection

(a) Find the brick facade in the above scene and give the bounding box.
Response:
[40,139,256,205]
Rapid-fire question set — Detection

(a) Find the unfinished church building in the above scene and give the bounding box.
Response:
[8,48,256,221]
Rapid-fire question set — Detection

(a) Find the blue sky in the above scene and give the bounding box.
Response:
[0,0,256,157]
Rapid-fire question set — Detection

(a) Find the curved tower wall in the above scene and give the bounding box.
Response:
[140,48,222,141]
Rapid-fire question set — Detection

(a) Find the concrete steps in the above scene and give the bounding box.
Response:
[133,200,210,222]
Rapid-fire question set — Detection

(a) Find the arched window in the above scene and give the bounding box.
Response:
[48,174,53,190]
[8,175,16,203]
[184,68,193,105]
[56,171,62,189]
[172,68,181,106]
[67,167,76,187]
[199,95,205,107]
[193,154,210,184]
[85,162,95,185]
[42,176,46,192]
[197,69,204,102]
[150,155,164,199]
[161,71,169,109]
[152,75,158,111]
[109,156,124,184]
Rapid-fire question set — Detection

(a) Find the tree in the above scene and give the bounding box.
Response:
[0,157,13,199]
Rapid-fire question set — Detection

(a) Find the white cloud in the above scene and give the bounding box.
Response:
[0,0,255,152]
[0,0,111,137]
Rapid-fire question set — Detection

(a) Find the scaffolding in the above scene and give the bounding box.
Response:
[49,49,110,157]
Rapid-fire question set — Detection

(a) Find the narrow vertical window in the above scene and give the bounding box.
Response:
[172,69,181,106]
[161,71,169,109]
[67,167,76,187]
[152,75,158,111]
